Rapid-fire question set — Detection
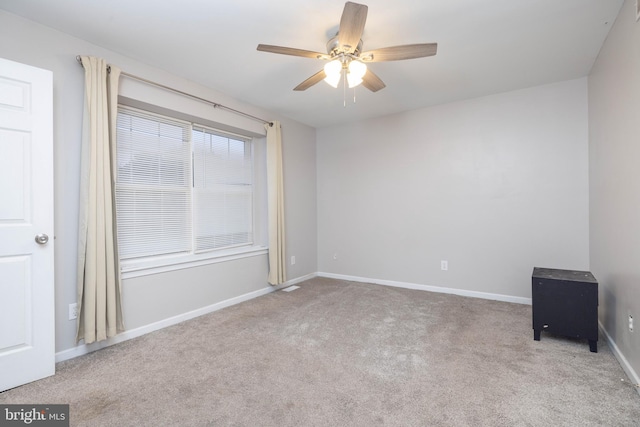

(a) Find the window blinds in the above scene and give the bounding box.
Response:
[115,109,192,259]
[192,127,253,252]
[115,107,254,260]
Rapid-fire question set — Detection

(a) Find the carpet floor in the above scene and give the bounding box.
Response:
[1,277,639,426]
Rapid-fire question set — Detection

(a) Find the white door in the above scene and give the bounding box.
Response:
[0,57,54,392]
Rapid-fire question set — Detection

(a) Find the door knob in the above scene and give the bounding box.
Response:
[35,234,49,244]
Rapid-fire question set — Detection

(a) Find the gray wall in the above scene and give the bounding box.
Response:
[588,0,640,378]
[280,120,318,279]
[0,10,317,353]
[317,78,590,299]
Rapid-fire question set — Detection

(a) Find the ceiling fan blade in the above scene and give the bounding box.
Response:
[294,70,327,91]
[257,44,330,60]
[360,43,438,62]
[361,69,386,92]
[338,2,368,53]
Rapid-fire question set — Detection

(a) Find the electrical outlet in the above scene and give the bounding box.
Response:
[333,253,338,260]
[69,303,78,321]
[441,260,448,271]
[291,255,296,265]
[629,314,634,332]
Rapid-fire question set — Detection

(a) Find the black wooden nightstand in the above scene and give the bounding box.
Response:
[532,267,598,352]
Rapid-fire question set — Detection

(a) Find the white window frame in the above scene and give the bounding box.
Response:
[115,106,267,279]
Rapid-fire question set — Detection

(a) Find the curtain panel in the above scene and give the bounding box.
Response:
[76,56,124,344]
[266,121,286,285]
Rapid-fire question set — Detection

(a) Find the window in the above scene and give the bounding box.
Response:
[115,107,254,263]
[192,127,253,252]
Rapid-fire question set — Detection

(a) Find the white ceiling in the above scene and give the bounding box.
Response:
[1,0,624,128]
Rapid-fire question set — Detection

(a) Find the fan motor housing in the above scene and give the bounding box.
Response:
[327,34,363,56]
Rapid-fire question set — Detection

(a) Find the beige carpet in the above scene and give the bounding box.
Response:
[1,277,639,426]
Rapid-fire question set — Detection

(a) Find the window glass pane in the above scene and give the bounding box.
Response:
[193,127,253,252]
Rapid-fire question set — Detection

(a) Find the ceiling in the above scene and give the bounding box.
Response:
[1,0,624,128]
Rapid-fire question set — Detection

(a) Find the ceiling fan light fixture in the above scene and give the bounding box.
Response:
[323,59,342,88]
[347,74,362,88]
[347,60,367,88]
[348,60,367,78]
[325,73,341,88]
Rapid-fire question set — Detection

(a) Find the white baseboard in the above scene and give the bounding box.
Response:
[56,273,320,363]
[317,272,532,305]
[278,272,318,289]
[599,321,640,396]
[56,286,271,362]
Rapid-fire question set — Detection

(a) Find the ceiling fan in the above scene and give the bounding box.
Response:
[257,1,437,92]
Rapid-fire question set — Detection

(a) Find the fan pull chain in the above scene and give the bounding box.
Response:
[343,71,347,107]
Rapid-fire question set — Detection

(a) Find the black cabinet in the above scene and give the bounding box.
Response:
[532,267,598,352]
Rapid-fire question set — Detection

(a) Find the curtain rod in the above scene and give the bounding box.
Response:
[76,56,273,127]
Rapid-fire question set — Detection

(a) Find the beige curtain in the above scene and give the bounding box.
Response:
[76,56,124,344]
[265,121,287,285]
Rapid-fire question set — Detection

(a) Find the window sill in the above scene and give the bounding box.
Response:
[120,245,269,279]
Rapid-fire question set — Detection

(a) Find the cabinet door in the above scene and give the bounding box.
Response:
[533,279,597,339]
